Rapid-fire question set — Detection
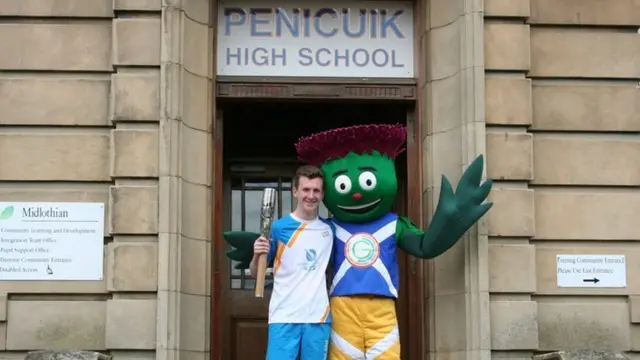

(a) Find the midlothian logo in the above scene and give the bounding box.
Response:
[0,206,14,220]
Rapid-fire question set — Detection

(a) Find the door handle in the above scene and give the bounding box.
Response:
[410,257,417,275]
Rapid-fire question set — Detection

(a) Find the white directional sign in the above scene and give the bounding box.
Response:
[556,254,627,288]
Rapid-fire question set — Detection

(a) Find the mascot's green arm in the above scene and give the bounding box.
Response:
[395,217,434,259]
[395,207,491,259]
[396,155,493,259]
[395,216,464,259]
[223,231,263,270]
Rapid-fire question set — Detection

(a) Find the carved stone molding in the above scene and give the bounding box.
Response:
[216,82,416,100]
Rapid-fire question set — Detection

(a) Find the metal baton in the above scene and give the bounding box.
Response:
[255,188,276,298]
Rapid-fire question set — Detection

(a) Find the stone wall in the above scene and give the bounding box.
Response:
[0,1,213,360]
[484,0,640,359]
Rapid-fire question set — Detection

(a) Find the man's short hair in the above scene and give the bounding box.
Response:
[293,165,324,189]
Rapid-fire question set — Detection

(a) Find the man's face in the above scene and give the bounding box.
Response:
[293,176,324,213]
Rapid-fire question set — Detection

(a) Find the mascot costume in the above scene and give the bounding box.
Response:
[224,124,493,360]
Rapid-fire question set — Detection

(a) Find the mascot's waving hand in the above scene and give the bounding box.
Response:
[294,124,493,360]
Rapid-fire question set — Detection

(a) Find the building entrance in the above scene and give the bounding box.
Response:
[213,99,423,360]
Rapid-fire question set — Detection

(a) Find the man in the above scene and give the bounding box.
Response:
[250,165,335,360]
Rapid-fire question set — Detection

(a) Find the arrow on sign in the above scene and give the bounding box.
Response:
[583,277,600,284]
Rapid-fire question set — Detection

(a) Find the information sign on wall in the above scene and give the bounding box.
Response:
[216,0,415,78]
[556,254,627,288]
[0,202,105,281]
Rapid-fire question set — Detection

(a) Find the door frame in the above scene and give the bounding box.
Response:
[211,93,424,360]
[211,0,426,355]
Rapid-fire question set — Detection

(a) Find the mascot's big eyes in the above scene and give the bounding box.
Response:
[334,174,352,194]
[358,171,377,191]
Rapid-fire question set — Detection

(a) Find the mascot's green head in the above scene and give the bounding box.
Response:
[294,124,406,224]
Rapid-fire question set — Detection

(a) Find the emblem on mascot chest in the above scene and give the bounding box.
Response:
[344,233,380,268]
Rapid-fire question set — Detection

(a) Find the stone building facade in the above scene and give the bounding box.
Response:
[0,0,637,360]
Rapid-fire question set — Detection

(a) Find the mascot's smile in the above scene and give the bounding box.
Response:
[337,199,381,214]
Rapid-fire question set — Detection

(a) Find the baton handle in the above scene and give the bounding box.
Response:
[254,254,268,298]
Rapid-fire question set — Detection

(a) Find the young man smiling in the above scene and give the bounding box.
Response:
[250,165,335,360]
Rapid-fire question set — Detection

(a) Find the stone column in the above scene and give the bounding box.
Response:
[421,0,491,358]
[157,1,214,360]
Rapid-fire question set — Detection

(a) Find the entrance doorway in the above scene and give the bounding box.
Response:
[214,99,422,360]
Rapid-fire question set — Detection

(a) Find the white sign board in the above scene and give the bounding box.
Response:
[0,202,105,281]
[556,254,627,288]
[216,0,415,78]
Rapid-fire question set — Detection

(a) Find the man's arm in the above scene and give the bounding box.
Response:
[249,226,278,278]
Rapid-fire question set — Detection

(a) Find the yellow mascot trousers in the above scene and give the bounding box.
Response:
[329,296,400,360]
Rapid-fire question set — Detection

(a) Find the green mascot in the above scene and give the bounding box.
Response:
[225,124,493,360]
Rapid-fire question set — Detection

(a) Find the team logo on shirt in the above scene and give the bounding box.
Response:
[300,249,318,271]
[344,233,379,268]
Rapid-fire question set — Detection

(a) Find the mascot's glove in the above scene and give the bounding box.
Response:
[399,155,493,259]
[436,154,493,240]
[223,231,260,270]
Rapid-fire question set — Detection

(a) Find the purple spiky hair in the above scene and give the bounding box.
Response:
[294,124,407,166]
